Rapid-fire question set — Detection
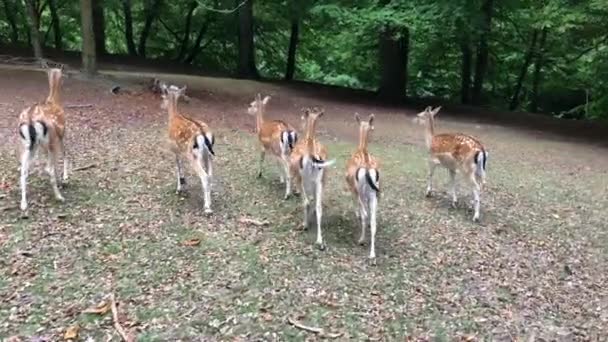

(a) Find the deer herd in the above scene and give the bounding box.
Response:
[16,68,489,264]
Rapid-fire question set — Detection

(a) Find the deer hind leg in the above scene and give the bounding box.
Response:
[470,173,481,222]
[300,175,311,229]
[426,159,438,197]
[193,154,212,214]
[449,169,458,207]
[357,194,368,246]
[47,145,65,202]
[369,190,378,265]
[175,154,185,193]
[60,137,69,183]
[314,172,325,250]
[282,157,292,199]
[19,149,32,211]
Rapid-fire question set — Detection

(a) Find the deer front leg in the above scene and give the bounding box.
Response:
[175,154,185,193]
[314,174,325,250]
[357,194,368,246]
[194,156,212,214]
[426,159,437,197]
[61,137,69,183]
[449,169,457,207]
[368,191,378,265]
[47,147,65,202]
[257,150,265,178]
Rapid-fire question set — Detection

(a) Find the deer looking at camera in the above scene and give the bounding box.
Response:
[416,106,488,222]
[17,68,69,211]
[247,94,297,198]
[161,84,215,214]
[288,108,334,250]
[345,113,380,264]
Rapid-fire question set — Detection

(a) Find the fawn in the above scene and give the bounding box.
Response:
[161,84,215,214]
[346,113,380,264]
[247,94,297,198]
[18,68,69,211]
[288,108,335,250]
[416,106,488,222]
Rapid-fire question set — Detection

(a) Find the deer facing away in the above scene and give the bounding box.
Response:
[247,94,297,198]
[416,106,488,222]
[345,113,381,264]
[18,68,69,211]
[162,84,215,214]
[288,108,335,250]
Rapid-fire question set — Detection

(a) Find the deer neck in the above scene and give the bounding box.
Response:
[424,117,435,149]
[168,96,180,120]
[255,108,265,133]
[304,119,317,150]
[358,126,369,152]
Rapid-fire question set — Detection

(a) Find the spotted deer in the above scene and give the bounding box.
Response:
[416,106,488,221]
[288,108,335,250]
[18,68,69,211]
[247,94,297,198]
[161,84,215,214]
[346,113,380,264]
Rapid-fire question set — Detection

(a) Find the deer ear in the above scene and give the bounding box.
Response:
[262,96,271,105]
[432,106,442,116]
[179,86,187,96]
[354,113,361,123]
[368,113,375,126]
[425,106,432,112]
[302,108,310,118]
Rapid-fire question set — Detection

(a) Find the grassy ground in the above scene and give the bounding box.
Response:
[0,68,607,341]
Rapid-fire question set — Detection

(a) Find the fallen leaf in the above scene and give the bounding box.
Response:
[262,312,273,321]
[83,299,111,315]
[64,325,79,340]
[182,238,201,247]
[238,216,270,226]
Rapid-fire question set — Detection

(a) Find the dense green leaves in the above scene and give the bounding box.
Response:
[1,0,606,119]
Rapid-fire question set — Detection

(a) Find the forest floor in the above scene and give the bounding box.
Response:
[0,67,607,341]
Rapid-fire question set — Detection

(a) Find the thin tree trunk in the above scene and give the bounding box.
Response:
[284,18,299,80]
[122,0,137,56]
[93,0,106,55]
[377,26,409,100]
[138,0,162,58]
[2,0,20,44]
[509,29,539,110]
[471,0,494,105]
[460,34,472,104]
[176,1,197,61]
[237,0,259,78]
[25,0,43,60]
[185,18,212,64]
[80,0,96,75]
[530,28,548,113]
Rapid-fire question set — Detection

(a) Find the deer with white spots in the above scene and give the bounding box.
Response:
[346,113,380,264]
[287,108,334,250]
[247,94,298,199]
[161,84,215,214]
[17,68,69,211]
[416,106,488,222]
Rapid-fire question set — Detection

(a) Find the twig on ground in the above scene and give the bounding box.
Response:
[287,317,343,338]
[73,164,97,172]
[110,293,135,342]
[0,205,17,212]
[66,104,94,109]
[238,216,270,227]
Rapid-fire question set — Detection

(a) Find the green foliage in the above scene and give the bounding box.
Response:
[1,0,607,119]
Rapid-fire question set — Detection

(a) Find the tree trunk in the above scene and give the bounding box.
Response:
[138,0,162,58]
[122,0,137,56]
[509,29,539,110]
[377,26,409,100]
[80,0,96,75]
[25,0,43,60]
[2,0,20,44]
[284,18,300,81]
[530,28,548,113]
[47,0,62,49]
[185,18,212,64]
[93,0,106,55]
[237,0,259,78]
[176,1,197,61]
[471,0,494,105]
[460,34,472,104]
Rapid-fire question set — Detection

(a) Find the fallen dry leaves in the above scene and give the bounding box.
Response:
[182,238,201,247]
[63,324,79,340]
[82,299,111,315]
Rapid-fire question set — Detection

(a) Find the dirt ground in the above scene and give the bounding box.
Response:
[0,67,607,341]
